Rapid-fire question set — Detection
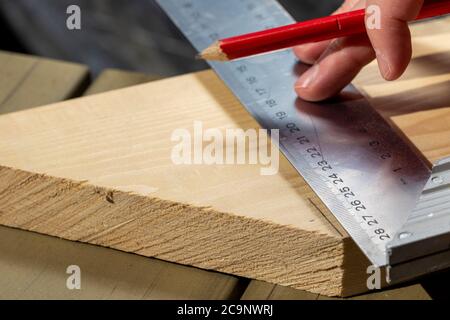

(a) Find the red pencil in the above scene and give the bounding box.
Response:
[199,0,450,61]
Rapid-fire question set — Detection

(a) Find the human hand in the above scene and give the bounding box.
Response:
[294,0,424,101]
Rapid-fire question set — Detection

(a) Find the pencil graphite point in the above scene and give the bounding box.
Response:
[199,41,229,61]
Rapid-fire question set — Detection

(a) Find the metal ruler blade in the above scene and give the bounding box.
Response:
[157,0,449,281]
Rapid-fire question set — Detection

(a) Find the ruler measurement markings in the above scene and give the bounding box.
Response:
[157,0,432,268]
[238,52,393,252]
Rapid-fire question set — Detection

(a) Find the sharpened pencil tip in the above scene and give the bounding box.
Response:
[195,53,203,60]
[198,41,229,61]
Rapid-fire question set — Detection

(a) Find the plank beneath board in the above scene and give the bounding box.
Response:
[83,69,161,96]
[0,50,89,114]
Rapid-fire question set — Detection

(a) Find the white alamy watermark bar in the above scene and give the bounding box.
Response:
[171,121,280,176]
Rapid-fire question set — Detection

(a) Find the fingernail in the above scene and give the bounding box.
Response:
[296,64,320,89]
[375,50,392,80]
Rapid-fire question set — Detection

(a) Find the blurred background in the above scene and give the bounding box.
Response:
[0,0,341,76]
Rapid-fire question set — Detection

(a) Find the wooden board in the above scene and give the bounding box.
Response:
[0,63,245,300]
[83,69,161,96]
[0,225,245,299]
[0,69,368,297]
[0,18,448,297]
